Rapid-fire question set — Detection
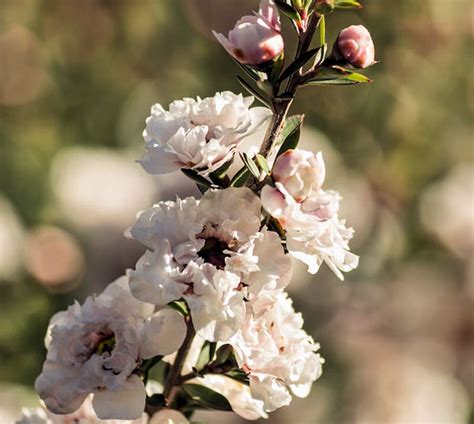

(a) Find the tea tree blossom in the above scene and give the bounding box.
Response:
[213,0,283,66]
[35,276,186,420]
[140,92,270,175]
[335,25,375,69]
[262,149,358,279]
[32,0,375,421]
[230,291,323,412]
[129,187,292,341]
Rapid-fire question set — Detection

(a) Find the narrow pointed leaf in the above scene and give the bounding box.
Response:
[335,0,362,9]
[167,300,189,316]
[181,168,212,191]
[232,58,261,81]
[196,341,217,371]
[225,370,250,385]
[236,76,271,108]
[230,166,251,187]
[274,115,304,157]
[318,15,326,46]
[305,66,371,86]
[182,384,233,412]
[255,154,270,175]
[239,152,260,179]
[274,1,300,20]
[279,48,320,82]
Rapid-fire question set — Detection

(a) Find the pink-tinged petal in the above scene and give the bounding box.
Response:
[213,4,283,65]
[139,144,182,174]
[92,375,146,420]
[148,409,189,424]
[212,30,237,58]
[261,185,288,221]
[258,0,281,31]
[140,309,187,358]
[337,25,375,69]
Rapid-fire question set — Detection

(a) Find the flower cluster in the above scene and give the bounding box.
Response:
[262,149,359,279]
[27,0,375,422]
[129,187,292,342]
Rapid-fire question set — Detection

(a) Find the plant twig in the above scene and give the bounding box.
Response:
[163,316,196,405]
[258,14,320,163]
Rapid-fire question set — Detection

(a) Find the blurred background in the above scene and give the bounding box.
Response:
[0,0,473,422]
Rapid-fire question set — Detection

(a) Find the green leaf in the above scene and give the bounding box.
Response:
[168,300,189,316]
[269,53,285,84]
[236,76,271,108]
[274,1,300,20]
[182,384,233,412]
[225,369,250,385]
[334,0,362,9]
[213,344,233,366]
[318,15,326,46]
[181,168,212,191]
[255,154,270,175]
[305,66,371,86]
[210,159,233,180]
[239,152,260,179]
[229,166,251,187]
[275,115,304,157]
[196,341,217,371]
[146,393,166,407]
[142,355,163,373]
[313,43,327,67]
[278,48,320,82]
[232,58,260,81]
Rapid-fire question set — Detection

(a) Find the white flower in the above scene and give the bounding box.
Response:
[17,395,148,424]
[261,149,358,280]
[129,187,292,342]
[197,375,268,420]
[140,92,270,175]
[213,0,284,66]
[230,291,323,413]
[34,276,186,420]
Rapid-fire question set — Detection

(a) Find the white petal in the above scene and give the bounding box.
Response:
[140,309,187,358]
[140,144,182,175]
[129,248,187,306]
[92,375,146,420]
[148,409,189,424]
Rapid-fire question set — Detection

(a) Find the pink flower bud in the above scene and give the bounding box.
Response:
[272,149,325,202]
[336,25,375,69]
[213,0,284,66]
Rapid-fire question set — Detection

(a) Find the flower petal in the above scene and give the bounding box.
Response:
[140,309,187,358]
[92,375,146,420]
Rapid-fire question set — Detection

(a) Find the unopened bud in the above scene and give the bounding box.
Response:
[272,149,325,202]
[335,25,375,68]
[213,0,284,66]
[315,0,335,15]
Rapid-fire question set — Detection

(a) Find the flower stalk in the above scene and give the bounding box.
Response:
[163,315,196,405]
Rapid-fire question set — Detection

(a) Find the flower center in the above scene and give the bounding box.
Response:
[94,335,116,355]
[198,237,230,269]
